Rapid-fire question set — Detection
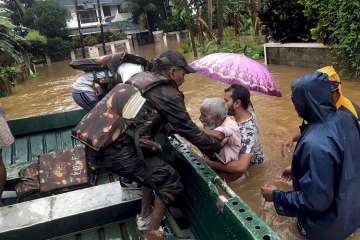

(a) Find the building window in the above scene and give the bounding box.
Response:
[78,6,98,24]
[103,6,111,17]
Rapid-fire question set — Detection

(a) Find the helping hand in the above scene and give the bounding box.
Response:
[281,138,294,157]
[261,184,277,202]
[277,166,292,182]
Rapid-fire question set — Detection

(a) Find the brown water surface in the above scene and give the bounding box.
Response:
[1,40,360,239]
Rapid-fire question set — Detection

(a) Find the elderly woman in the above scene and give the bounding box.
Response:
[199,98,242,181]
[0,107,14,205]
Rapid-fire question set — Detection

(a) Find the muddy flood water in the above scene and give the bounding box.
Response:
[1,40,360,239]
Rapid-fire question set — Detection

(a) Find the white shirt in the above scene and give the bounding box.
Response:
[72,63,144,92]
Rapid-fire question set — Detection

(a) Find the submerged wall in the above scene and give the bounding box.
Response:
[264,43,332,68]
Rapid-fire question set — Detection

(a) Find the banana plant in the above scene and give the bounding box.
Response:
[0,1,29,66]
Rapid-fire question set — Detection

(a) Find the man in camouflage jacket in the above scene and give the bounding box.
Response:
[85,49,220,239]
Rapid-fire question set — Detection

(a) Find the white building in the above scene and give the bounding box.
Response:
[60,0,132,35]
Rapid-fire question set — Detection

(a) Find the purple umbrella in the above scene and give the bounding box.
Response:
[190,52,281,97]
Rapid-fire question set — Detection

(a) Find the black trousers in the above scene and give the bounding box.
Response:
[85,135,183,205]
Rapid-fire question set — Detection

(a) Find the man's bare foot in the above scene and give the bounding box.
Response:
[142,229,164,240]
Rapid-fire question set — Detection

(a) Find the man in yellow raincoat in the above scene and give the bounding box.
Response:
[318,66,360,123]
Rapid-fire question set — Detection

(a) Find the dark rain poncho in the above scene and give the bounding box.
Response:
[273,72,360,240]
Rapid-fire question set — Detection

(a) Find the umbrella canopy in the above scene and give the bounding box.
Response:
[190,52,281,97]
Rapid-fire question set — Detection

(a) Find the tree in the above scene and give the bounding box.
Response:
[172,0,200,57]
[207,0,213,32]
[216,0,224,44]
[0,1,30,95]
[126,0,160,31]
[224,0,252,35]
[259,0,315,42]
[0,1,28,66]
[300,0,360,78]
[22,0,70,38]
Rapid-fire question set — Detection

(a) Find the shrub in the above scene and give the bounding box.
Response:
[259,0,315,42]
[300,0,360,78]
[103,31,127,42]
[179,42,193,54]
[201,40,264,60]
[45,37,73,61]
[0,66,20,96]
[0,67,20,86]
[25,30,47,44]
[83,35,98,46]
[156,16,186,32]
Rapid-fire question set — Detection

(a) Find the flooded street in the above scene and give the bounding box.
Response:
[1,40,360,239]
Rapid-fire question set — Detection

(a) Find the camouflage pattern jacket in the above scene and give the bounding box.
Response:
[131,72,221,157]
[81,71,221,164]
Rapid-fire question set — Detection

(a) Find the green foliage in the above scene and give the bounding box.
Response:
[126,0,164,31]
[25,30,47,43]
[179,27,264,60]
[201,40,264,60]
[22,0,70,38]
[27,73,38,81]
[45,37,73,61]
[0,66,20,81]
[0,2,29,66]
[259,0,315,42]
[104,31,127,42]
[72,31,127,48]
[300,0,360,78]
[156,16,186,32]
[224,0,253,34]
[179,42,193,54]
[84,35,98,46]
[0,66,20,90]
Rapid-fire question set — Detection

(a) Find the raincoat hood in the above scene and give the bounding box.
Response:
[291,71,336,123]
[274,73,360,240]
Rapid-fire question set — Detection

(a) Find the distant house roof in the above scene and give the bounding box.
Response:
[60,0,125,6]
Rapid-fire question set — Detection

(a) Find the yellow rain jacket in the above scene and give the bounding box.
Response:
[317,66,360,123]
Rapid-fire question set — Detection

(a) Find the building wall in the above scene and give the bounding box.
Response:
[65,5,130,29]
[265,43,332,68]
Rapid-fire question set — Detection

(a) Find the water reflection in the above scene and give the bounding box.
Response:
[1,40,360,239]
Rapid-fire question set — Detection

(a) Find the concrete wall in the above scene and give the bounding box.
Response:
[264,43,332,68]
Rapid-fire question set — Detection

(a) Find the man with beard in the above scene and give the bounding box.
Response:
[203,85,265,182]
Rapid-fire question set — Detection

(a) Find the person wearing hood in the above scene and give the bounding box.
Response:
[261,72,360,239]
[281,66,360,158]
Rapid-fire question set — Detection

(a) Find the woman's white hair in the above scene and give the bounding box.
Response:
[200,98,228,120]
